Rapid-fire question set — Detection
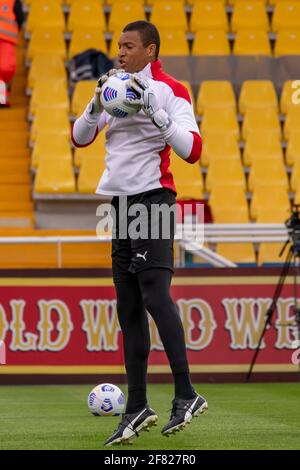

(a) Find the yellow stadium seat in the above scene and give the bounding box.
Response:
[30,109,70,143]
[283,107,300,140]
[209,186,248,216]
[180,81,194,103]
[250,186,290,219]
[188,0,225,4]
[74,130,107,167]
[272,2,300,32]
[228,0,266,4]
[78,155,106,193]
[201,135,241,167]
[192,30,230,54]
[280,80,300,114]
[256,208,291,223]
[190,2,229,32]
[31,135,71,168]
[233,30,272,55]
[29,80,69,116]
[26,1,65,33]
[71,80,98,117]
[294,184,300,205]
[109,1,146,31]
[28,55,67,91]
[257,243,286,264]
[69,29,107,58]
[212,207,250,223]
[24,0,63,4]
[27,30,67,61]
[205,160,246,192]
[150,1,187,30]
[239,80,278,115]
[242,108,281,140]
[290,160,300,191]
[217,243,256,263]
[201,108,240,140]
[170,152,203,199]
[231,2,269,32]
[286,132,300,166]
[243,133,283,166]
[34,160,76,193]
[274,30,300,56]
[248,160,289,191]
[268,0,300,5]
[159,30,190,55]
[68,1,106,32]
[196,80,236,115]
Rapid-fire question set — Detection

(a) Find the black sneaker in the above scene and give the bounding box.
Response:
[104,406,158,446]
[162,393,208,436]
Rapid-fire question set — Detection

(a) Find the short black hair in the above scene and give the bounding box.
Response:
[123,21,160,59]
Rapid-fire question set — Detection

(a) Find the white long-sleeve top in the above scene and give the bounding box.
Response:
[72,60,202,196]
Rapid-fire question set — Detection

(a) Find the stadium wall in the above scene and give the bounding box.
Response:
[0,268,298,384]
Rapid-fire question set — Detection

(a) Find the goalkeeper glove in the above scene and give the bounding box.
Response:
[124,75,172,131]
[87,68,125,115]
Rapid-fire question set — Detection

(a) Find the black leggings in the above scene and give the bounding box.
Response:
[115,268,190,409]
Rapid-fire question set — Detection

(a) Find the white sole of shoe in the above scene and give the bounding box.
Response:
[162,401,208,437]
[105,414,158,446]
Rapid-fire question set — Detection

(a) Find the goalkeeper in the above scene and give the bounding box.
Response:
[72,20,207,446]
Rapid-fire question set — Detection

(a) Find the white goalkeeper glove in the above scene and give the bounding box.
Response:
[124,75,172,131]
[87,68,125,115]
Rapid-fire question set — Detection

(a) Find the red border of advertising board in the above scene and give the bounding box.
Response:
[0,268,299,382]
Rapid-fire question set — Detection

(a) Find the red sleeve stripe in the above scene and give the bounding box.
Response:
[71,124,99,148]
[150,60,191,105]
[185,131,202,164]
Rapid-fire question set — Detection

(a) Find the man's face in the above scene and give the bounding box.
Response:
[117,30,154,73]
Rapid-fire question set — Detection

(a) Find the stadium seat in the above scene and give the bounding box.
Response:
[29,80,69,116]
[212,207,250,223]
[190,2,229,32]
[68,0,106,32]
[196,81,236,115]
[27,30,67,61]
[28,55,67,91]
[78,155,106,193]
[256,208,291,223]
[201,135,241,167]
[280,80,300,114]
[243,133,283,166]
[290,160,300,192]
[159,30,190,55]
[170,152,203,199]
[150,1,188,31]
[180,81,194,103]
[26,1,66,33]
[30,109,70,142]
[109,1,146,31]
[294,184,300,205]
[233,30,272,55]
[241,108,281,140]
[257,243,285,264]
[286,132,300,166]
[192,30,230,55]
[209,187,248,222]
[274,30,300,56]
[250,186,290,219]
[205,160,246,192]
[272,2,300,32]
[34,160,76,193]
[283,107,300,140]
[228,0,267,5]
[201,109,240,140]
[74,130,107,167]
[248,160,289,191]
[69,29,107,59]
[239,81,278,115]
[31,135,72,168]
[268,0,300,6]
[71,80,98,117]
[216,243,256,264]
[231,3,270,32]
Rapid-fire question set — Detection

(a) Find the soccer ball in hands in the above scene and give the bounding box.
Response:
[100,72,142,118]
[87,383,126,416]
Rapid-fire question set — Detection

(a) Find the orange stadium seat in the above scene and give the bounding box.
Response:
[233,30,272,55]
[196,81,236,115]
[239,81,278,115]
[192,30,230,55]
[190,2,229,32]
[150,1,188,30]
[231,2,270,32]
[67,0,106,32]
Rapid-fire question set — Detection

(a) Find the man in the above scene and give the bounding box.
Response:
[0,0,23,107]
[72,21,208,446]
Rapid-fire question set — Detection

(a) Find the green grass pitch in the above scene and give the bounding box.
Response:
[0,383,299,450]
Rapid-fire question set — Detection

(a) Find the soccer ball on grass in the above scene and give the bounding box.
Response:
[87,383,126,416]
